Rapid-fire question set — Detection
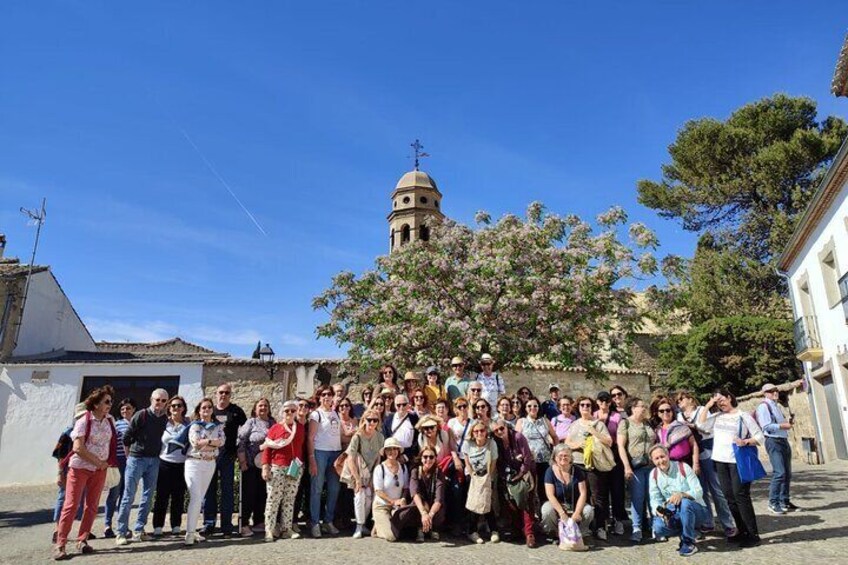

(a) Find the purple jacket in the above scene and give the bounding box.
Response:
[495,429,536,477]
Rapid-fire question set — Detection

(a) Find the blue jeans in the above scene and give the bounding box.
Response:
[310,449,342,526]
[629,465,652,533]
[766,437,792,507]
[652,498,711,546]
[697,458,735,530]
[54,485,84,523]
[104,459,127,528]
[117,456,160,535]
[203,452,236,533]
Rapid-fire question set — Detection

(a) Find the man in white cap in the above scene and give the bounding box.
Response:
[445,356,474,402]
[476,353,505,410]
[757,383,798,513]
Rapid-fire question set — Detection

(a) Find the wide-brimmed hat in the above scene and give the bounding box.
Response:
[761,383,778,393]
[74,402,88,420]
[415,415,444,430]
[450,356,465,366]
[380,437,404,455]
[379,386,397,396]
[403,371,421,382]
[480,353,494,363]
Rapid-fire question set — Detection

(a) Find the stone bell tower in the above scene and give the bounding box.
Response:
[387,141,444,253]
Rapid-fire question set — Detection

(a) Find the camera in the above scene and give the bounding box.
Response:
[656,504,677,520]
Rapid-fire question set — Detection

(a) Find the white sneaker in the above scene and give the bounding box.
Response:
[596,529,607,541]
[184,533,196,546]
[195,532,206,543]
[115,535,129,546]
[311,524,322,538]
[321,523,340,535]
[290,530,301,540]
[468,532,484,544]
[490,531,500,543]
[353,525,364,539]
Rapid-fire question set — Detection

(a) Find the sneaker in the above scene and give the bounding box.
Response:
[115,535,129,546]
[724,527,738,538]
[614,520,625,536]
[184,533,196,546]
[490,531,500,543]
[291,523,301,535]
[630,531,642,543]
[289,530,301,540]
[133,531,148,541]
[240,526,254,538]
[103,528,116,539]
[525,533,536,548]
[253,523,266,533]
[416,529,426,542]
[768,504,786,514]
[52,545,68,561]
[171,527,182,536]
[782,502,801,512]
[698,523,715,533]
[430,531,440,541]
[679,544,699,557]
[353,525,364,539]
[87,532,97,540]
[264,534,275,543]
[321,522,339,535]
[153,527,163,538]
[595,529,607,541]
[195,532,206,543]
[311,524,322,538]
[654,535,668,542]
[468,532,483,544]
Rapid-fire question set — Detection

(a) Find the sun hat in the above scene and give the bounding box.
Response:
[380,437,404,456]
[450,356,464,365]
[404,371,421,382]
[761,383,778,393]
[415,414,443,430]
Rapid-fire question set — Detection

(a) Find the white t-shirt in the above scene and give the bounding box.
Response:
[447,417,474,450]
[373,462,408,506]
[476,372,505,409]
[309,409,342,451]
[699,410,764,464]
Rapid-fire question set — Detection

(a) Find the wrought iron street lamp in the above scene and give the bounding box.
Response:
[259,343,275,380]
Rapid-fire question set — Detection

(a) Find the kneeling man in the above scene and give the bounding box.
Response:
[648,444,711,557]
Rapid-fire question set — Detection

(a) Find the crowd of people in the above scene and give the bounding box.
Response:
[50,354,798,560]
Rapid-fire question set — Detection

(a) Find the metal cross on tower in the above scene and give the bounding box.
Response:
[410,139,430,171]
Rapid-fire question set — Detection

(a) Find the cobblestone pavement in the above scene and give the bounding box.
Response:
[2,461,845,564]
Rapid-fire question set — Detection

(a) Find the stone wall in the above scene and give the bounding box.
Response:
[737,380,819,466]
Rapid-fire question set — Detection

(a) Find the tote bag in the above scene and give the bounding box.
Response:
[558,518,588,551]
[733,418,767,484]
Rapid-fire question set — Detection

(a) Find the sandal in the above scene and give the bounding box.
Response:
[52,545,68,561]
[77,541,95,554]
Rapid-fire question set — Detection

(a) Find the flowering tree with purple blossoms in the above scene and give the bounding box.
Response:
[313,202,666,379]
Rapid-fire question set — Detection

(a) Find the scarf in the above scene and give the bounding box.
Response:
[167,420,218,454]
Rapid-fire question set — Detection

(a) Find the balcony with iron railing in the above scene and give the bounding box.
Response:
[794,315,823,362]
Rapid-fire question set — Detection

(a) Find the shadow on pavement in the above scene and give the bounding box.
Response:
[0,508,53,528]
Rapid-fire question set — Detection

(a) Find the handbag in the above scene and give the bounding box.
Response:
[505,474,533,511]
[333,452,348,477]
[584,423,615,472]
[103,466,121,491]
[558,518,588,551]
[285,457,303,478]
[733,418,767,484]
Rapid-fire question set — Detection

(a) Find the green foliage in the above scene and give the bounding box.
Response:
[638,94,847,262]
[314,203,663,379]
[657,316,799,397]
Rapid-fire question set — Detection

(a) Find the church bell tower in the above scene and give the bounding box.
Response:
[387,140,444,253]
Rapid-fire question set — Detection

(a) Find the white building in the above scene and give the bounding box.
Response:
[0,249,225,485]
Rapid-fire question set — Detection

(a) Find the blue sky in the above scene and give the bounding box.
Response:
[1,1,846,358]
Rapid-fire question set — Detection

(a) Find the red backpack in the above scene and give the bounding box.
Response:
[652,460,686,482]
[58,412,118,485]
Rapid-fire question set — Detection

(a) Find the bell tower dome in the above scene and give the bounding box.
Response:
[387,169,444,252]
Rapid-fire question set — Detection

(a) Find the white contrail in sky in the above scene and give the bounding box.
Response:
[178,128,268,237]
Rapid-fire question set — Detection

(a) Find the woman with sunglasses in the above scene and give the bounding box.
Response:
[395,446,446,541]
[308,385,343,538]
[511,396,526,420]
[616,396,656,543]
[262,400,306,542]
[346,409,385,539]
[698,389,764,548]
[595,391,629,537]
[654,397,699,471]
[467,383,485,418]
[566,396,614,541]
[609,385,629,417]
[492,418,537,547]
[369,396,387,420]
[236,398,276,538]
[292,398,313,535]
[335,397,359,533]
[516,398,558,505]
[353,386,373,419]
[463,422,500,544]
[473,398,494,430]
[496,396,516,428]
[184,398,225,546]
[445,396,473,535]
[372,438,409,542]
[53,386,117,560]
[375,365,400,394]
[416,415,453,461]
[152,396,189,537]
[412,390,431,417]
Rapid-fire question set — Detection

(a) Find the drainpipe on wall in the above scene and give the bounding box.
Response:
[775,267,825,464]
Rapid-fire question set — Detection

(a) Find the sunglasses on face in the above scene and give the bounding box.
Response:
[456,404,468,409]
[527,404,539,409]
[170,404,185,409]
[366,418,379,423]
[579,403,592,408]
[414,395,424,400]
[481,362,493,366]
[320,392,332,397]
[422,426,436,431]
[421,455,435,460]
[611,392,624,398]
[153,398,168,403]
[298,404,309,409]
[475,404,488,410]
[373,402,385,407]
[494,426,506,433]
[451,364,463,368]
[597,399,610,403]
[395,402,408,408]
[470,388,482,392]
[217,391,231,395]
[283,409,296,413]
[511,401,521,406]
[658,408,673,414]
[339,404,351,409]
[473,430,487,435]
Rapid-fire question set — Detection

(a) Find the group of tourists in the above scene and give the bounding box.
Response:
[50,353,797,560]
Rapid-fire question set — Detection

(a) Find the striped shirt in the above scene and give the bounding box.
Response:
[114,418,130,461]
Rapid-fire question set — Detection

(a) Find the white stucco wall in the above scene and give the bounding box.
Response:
[12,270,96,357]
[0,362,203,486]
[787,175,848,456]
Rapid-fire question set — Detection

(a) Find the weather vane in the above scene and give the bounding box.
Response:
[409,139,430,171]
